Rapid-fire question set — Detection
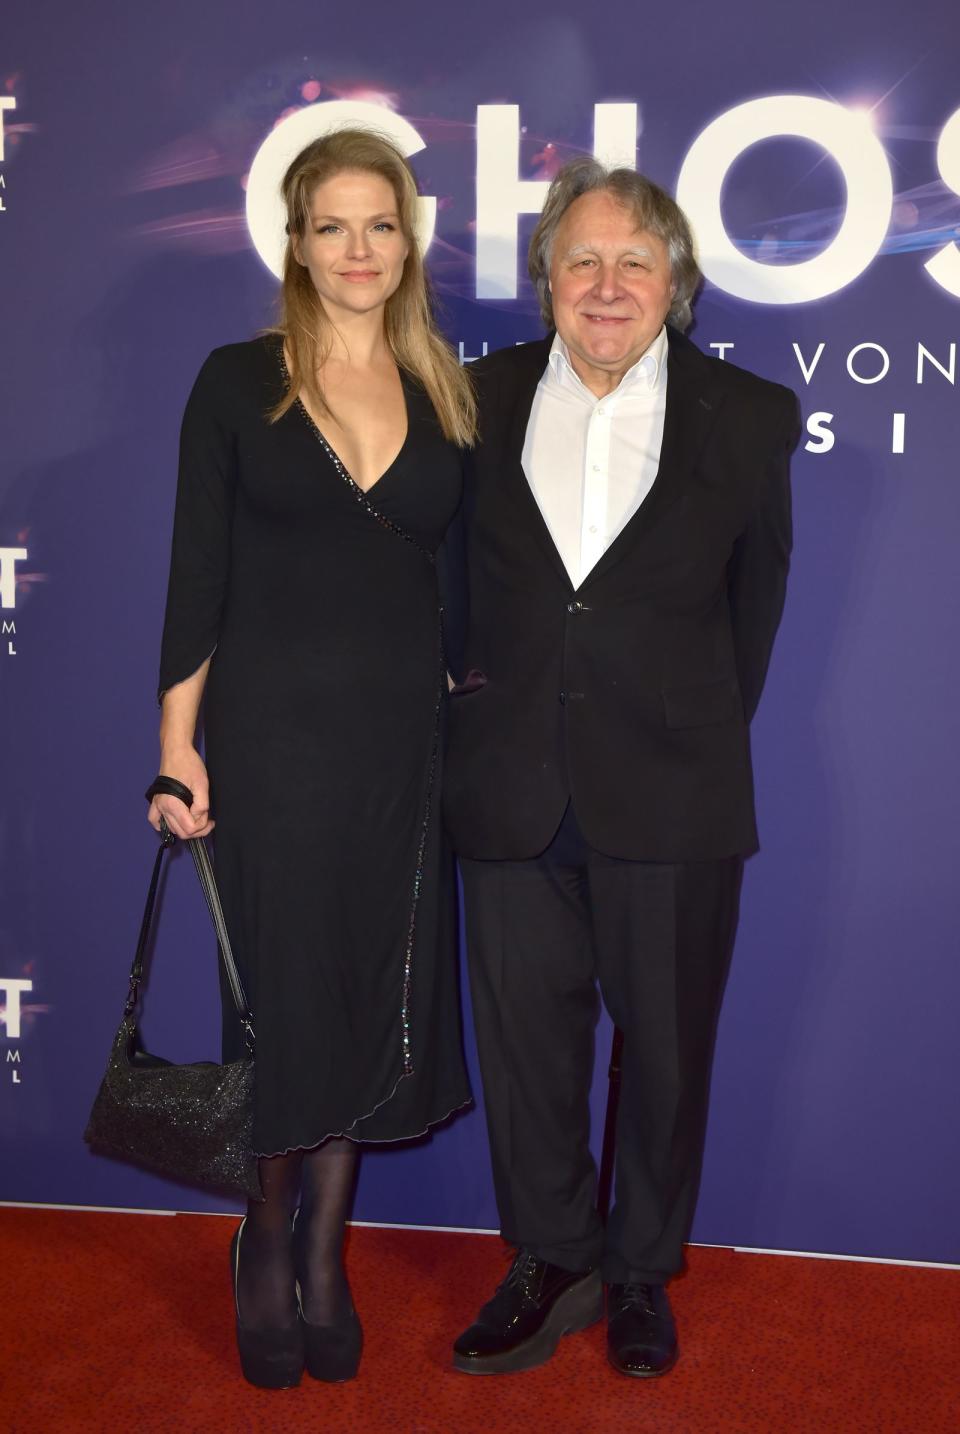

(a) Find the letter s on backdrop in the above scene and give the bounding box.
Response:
[924,107,960,298]
[804,412,836,454]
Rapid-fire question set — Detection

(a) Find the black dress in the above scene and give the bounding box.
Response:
[158,335,471,1156]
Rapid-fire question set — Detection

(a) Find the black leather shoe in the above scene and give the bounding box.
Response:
[453,1249,603,1374]
[606,1282,678,1378]
[230,1219,304,1389]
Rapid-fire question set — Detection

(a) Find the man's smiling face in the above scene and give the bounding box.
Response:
[549,188,675,389]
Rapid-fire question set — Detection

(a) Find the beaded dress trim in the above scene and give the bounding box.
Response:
[277,343,442,1079]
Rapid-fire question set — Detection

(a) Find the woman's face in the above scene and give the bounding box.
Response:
[293,168,409,322]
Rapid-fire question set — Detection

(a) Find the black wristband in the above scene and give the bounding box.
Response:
[145,775,195,809]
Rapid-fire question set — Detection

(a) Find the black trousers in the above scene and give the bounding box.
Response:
[459,803,743,1284]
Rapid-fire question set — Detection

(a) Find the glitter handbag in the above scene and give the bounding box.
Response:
[85,786,262,1201]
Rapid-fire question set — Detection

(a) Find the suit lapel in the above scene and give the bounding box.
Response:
[578,327,725,594]
[499,337,573,589]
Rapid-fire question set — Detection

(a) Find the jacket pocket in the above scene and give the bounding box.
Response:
[662,677,741,730]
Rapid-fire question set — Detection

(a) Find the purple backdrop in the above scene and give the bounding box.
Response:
[2,0,958,1264]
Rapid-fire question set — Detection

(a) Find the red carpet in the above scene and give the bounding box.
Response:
[1,1209,957,1432]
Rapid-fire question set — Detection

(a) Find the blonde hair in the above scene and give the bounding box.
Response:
[269,127,476,446]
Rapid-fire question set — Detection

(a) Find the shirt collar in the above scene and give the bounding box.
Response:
[548,326,668,397]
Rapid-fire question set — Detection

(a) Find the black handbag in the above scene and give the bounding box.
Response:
[85,784,263,1201]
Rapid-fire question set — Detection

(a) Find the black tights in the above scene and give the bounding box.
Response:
[236,1138,358,1329]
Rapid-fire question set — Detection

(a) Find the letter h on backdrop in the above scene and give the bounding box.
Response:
[475,104,638,299]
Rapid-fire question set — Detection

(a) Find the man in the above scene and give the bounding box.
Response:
[444,158,799,1379]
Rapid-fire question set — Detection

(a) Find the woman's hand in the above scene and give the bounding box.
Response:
[150,661,214,840]
[148,744,215,840]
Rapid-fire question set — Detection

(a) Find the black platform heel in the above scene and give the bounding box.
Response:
[300,1307,363,1383]
[230,1217,304,1389]
[292,1209,363,1382]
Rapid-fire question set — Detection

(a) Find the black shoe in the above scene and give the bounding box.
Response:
[606,1282,678,1378]
[292,1208,363,1383]
[230,1218,304,1389]
[453,1249,603,1375]
[299,1309,362,1383]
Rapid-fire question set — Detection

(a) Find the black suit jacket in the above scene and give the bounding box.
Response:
[443,326,799,862]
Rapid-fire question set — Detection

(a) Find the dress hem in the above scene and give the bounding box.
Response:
[254,1084,473,1160]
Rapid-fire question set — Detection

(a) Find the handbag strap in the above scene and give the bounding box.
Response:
[132,778,255,1054]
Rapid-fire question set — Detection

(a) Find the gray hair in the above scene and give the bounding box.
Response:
[528,157,701,332]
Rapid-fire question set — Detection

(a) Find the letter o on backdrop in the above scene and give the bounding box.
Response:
[245,100,436,279]
[676,96,894,304]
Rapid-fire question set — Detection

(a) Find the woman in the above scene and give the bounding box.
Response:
[148,128,475,1389]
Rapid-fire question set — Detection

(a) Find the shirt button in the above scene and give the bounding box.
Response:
[597,407,606,416]
[592,463,601,472]
[588,525,598,534]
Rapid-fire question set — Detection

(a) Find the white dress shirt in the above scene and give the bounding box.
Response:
[521,327,669,589]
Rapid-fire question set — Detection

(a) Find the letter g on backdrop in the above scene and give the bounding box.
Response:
[245,99,437,277]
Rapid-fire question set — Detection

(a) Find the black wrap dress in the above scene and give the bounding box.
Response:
[158,335,471,1155]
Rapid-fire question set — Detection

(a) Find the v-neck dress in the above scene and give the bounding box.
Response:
[158,335,471,1155]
